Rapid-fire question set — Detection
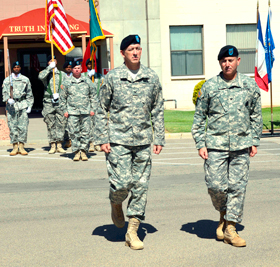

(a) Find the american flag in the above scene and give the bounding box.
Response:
[45,0,75,55]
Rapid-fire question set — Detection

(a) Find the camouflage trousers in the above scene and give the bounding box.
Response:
[106,144,152,221]
[68,114,91,153]
[7,108,29,143]
[89,115,95,142]
[42,102,66,143]
[204,148,250,223]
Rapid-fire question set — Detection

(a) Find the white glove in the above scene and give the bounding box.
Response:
[49,61,56,69]
[8,98,15,105]
[88,69,95,78]
[26,107,31,113]
[53,93,59,100]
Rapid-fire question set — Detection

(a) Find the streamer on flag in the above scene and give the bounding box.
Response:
[255,11,268,91]
[45,0,75,55]
[88,0,105,59]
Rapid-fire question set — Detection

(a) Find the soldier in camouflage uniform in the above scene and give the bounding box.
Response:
[39,55,67,154]
[2,61,34,156]
[60,60,97,161]
[192,45,263,247]
[94,35,165,250]
[84,58,105,153]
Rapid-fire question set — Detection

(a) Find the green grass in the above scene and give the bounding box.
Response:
[164,107,280,133]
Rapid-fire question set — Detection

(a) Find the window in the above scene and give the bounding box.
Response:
[170,26,203,76]
[226,24,256,74]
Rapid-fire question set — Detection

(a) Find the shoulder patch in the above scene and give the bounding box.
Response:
[197,89,202,98]
[60,85,64,90]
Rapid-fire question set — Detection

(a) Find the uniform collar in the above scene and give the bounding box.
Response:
[119,63,150,82]
[71,75,85,83]
[217,71,243,89]
[12,73,21,79]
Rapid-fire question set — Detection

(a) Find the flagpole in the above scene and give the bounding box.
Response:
[50,32,56,94]
[268,0,273,135]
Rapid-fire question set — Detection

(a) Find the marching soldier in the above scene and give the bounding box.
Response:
[39,55,67,154]
[192,45,263,247]
[2,61,34,156]
[84,58,104,153]
[60,60,97,161]
[94,35,165,250]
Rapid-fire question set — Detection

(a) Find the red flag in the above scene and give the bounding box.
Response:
[82,40,97,73]
[45,0,75,55]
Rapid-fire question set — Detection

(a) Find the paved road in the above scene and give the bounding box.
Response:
[1,137,280,266]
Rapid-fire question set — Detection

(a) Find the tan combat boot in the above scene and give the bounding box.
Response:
[94,145,102,152]
[224,221,246,247]
[80,150,88,161]
[216,211,226,240]
[89,142,95,152]
[111,202,125,228]
[56,142,66,153]
[49,142,56,154]
[10,143,19,156]
[18,142,28,155]
[125,218,144,250]
[64,139,71,148]
[73,150,81,161]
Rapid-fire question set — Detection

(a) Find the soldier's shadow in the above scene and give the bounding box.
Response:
[180,219,244,240]
[59,152,97,159]
[92,222,158,242]
[6,147,35,153]
[41,146,50,151]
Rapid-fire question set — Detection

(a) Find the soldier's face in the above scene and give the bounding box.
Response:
[121,44,142,66]
[87,62,92,70]
[65,66,72,74]
[72,66,82,78]
[13,66,21,74]
[219,57,240,80]
[48,59,57,65]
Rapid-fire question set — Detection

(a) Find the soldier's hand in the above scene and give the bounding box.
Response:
[53,93,59,100]
[153,145,163,154]
[26,107,31,113]
[101,143,111,153]
[249,146,257,157]
[90,111,95,116]
[88,69,95,77]
[8,98,15,105]
[49,61,56,69]
[64,112,69,118]
[199,147,208,159]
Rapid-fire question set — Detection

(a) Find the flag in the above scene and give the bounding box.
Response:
[45,0,75,55]
[264,6,275,84]
[30,54,41,72]
[88,0,105,59]
[82,40,97,73]
[255,11,269,91]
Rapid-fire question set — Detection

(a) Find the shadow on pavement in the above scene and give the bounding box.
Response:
[7,147,35,153]
[180,220,244,240]
[92,222,158,242]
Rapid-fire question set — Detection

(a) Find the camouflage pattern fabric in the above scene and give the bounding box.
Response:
[107,143,151,221]
[67,114,91,153]
[93,63,165,146]
[60,75,97,152]
[39,67,67,143]
[192,72,263,151]
[2,74,34,143]
[205,149,249,223]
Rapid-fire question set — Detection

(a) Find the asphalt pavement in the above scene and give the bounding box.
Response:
[0,121,280,266]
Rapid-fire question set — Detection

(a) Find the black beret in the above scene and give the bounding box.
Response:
[47,55,56,62]
[12,61,21,68]
[120,35,141,50]
[71,60,82,68]
[218,45,239,60]
[86,58,91,66]
[63,61,72,69]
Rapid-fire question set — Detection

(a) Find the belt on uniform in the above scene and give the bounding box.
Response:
[14,96,26,102]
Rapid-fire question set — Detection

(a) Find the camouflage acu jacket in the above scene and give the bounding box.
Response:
[59,75,97,115]
[2,74,34,112]
[94,63,165,146]
[192,72,263,151]
[38,66,67,102]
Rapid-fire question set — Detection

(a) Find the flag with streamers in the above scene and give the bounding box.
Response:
[45,0,75,55]
[255,11,268,91]
[264,6,275,84]
[89,0,105,59]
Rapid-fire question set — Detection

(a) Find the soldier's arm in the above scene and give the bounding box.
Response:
[2,79,10,102]
[151,77,165,146]
[87,78,98,113]
[250,85,263,147]
[191,85,209,150]
[26,78,34,108]
[59,82,68,114]
[93,76,112,145]
[38,66,52,84]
